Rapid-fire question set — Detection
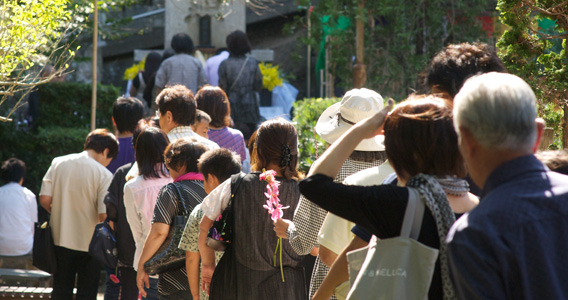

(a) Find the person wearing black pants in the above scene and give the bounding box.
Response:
[52,246,101,300]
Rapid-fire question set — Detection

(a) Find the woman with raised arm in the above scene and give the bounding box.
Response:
[300,95,478,300]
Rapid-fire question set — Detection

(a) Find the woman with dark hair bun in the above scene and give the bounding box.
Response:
[198,118,307,300]
[136,137,209,299]
[195,85,248,165]
[218,30,263,140]
[124,126,172,299]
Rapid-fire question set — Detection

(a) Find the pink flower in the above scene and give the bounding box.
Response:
[260,169,289,221]
[259,169,277,181]
[260,168,288,282]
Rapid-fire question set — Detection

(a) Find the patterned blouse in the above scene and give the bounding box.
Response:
[287,157,387,299]
[179,204,224,300]
[152,180,207,296]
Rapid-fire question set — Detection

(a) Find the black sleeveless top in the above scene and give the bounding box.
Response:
[210,172,308,300]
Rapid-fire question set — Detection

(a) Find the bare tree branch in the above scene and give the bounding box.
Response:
[528,27,568,39]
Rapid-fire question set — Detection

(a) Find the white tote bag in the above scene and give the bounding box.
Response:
[346,188,439,300]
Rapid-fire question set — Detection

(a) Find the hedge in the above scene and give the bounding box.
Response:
[0,82,120,195]
[36,82,119,129]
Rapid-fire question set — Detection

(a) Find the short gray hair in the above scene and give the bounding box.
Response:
[453,72,537,152]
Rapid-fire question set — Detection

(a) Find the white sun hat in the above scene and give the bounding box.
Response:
[315,88,385,151]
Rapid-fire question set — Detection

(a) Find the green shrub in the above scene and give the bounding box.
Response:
[0,81,120,195]
[36,82,120,129]
[293,97,340,173]
[0,124,89,194]
[539,102,564,149]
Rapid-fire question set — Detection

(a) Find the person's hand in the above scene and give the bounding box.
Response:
[355,98,394,139]
[136,268,150,297]
[202,264,215,295]
[273,218,292,239]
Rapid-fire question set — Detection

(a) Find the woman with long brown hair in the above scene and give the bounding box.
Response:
[198,118,307,299]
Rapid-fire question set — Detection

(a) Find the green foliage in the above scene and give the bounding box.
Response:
[293,97,340,173]
[0,0,71,76]
[0,124,89,194]
[0,82,120,194]
[0,0,78,122]
[539,102,564,149]
[70,0,142,41]
[496,0,567,147]
[291,0,489,100]
[36,82,120,129]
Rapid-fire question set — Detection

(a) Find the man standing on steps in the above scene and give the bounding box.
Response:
[39,129,119,300]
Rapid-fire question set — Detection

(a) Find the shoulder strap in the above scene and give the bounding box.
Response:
[400,188,425,240]
[229,172,245,202]
[229,56,250,92]
[170,183,189,216]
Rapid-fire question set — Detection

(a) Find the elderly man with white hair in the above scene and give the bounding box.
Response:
[446,72,568,299]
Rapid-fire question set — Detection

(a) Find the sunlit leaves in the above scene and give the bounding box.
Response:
[0,0,71,76]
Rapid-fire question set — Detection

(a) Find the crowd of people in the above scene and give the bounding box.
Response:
[1,30,568,300]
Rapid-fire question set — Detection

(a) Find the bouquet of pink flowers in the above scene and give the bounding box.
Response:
[260,169,289,282]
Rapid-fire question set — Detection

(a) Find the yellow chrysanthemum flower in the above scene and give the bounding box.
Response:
[123,59,146,81]
[259,62,283,92]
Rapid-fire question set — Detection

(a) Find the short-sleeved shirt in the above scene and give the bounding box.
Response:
[106,136,135,174]
[208,127,247,162]
[179,204,224,300]
[40,151,112,252]
[0,182,37,255]
[155,54,208,94]
[152,180,207,296]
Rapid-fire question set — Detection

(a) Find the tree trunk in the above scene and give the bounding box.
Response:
[353,0,366,88]
[564,103,568,149]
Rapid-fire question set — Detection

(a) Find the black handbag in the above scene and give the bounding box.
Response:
[144,183,190,275]
[206,173,244,251]
[88,220,118,269]
[32,216,57,274]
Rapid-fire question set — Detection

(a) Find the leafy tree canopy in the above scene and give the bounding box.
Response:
[0,0,75,122]
[497,0,567,147]
[289,0,491,100]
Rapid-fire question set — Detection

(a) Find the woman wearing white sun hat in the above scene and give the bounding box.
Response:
[273,88,389,300]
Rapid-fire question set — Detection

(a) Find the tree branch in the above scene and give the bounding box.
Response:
[522,0,568,16]
[528,27,568,39]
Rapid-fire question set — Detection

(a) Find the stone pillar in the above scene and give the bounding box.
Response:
[164,0,246,49]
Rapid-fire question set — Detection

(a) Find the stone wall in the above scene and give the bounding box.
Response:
[164,0,246,49]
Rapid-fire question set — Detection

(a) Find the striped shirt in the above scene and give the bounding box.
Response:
[208,127,247,162]
[152,180,207,296]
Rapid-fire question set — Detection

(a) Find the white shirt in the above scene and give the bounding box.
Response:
[124,174,172,270]
[318,161,395,254]
[0,182,37,255]
[40,151,112,252]
[205,51,229,86]
[200,178,232,221]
